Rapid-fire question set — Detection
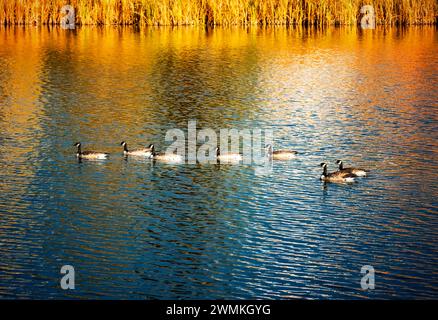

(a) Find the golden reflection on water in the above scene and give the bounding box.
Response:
[0,25,437,186]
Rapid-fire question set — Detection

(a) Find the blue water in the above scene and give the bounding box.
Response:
[0,26,437,299]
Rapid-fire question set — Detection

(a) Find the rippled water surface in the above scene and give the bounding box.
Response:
[0,26,437,299]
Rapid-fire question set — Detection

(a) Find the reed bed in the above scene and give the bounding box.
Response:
[0,0,436,26]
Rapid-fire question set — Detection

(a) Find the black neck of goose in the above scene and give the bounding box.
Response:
[339,162,344,170]
[322,165,327,176]
[76,145,81,155]
[123,144,128,152]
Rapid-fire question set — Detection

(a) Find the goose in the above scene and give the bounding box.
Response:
[215,147,242,162]
[73,142,108,160]
[265,144,298,160]
[150,145,183,163]
[320,162,356,183]
[335,160,368,177]
[120,141,153,157]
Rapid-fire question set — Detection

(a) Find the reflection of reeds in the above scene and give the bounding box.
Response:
[0,0,436,26]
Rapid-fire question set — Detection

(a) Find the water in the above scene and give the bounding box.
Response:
[0,26,437,299]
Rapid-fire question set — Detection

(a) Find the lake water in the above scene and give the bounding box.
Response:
[0,26,437,299]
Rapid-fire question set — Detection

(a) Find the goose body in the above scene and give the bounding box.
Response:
[266,144,298,160]
[215,147,242,162]
[336,160,368,177]
[150,145,183,163]
[121,141,153,157]
[74,142,108,160]
[320,162,356,183]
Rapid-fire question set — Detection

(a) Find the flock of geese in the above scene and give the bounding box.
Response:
[73,141,369,183]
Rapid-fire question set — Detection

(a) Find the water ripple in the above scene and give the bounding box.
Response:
[0,26,437,299]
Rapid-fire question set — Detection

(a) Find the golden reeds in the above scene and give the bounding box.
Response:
[0,0,436,26]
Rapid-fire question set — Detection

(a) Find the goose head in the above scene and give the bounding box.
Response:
[319,162,328,179]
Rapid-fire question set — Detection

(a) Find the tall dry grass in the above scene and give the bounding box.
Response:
[0,0,436,26]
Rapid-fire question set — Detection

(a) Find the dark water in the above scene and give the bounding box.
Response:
[0,26,437,299]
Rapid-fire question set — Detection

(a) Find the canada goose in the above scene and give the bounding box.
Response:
[335,160,368,177]
[265,144,298,160]
[320,162,356,183]
[150,145,183,163]
[73,142,108,160]
[215,147,242,162]
[120,141,153,157]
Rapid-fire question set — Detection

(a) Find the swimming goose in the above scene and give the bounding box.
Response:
[150,145,183,163]
[335,160,368,177]
[320,162,356,183]
[215,147,242,162]
[74,142,109,160]
[265,144,298,160]
[120,141,153,157]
